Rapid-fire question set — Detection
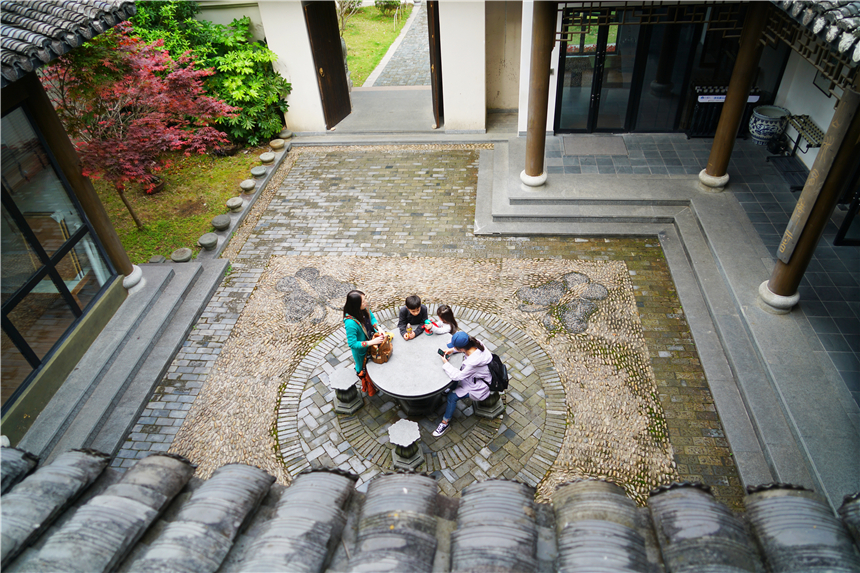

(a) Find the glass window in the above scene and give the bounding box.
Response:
[1,105,116,409]
[2,108,84,256]
[1,203,42,300]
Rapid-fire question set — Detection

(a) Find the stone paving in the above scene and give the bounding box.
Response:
[370,3,430,87]
[115,145,746,510]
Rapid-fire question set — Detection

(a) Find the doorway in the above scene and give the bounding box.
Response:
[555,10,641,133]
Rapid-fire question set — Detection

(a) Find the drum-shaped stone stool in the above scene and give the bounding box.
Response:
[330,366,363,415]
[388,419,425,471]
[475,391,505,419]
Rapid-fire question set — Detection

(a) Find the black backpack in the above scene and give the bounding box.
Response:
[487,354,509,392]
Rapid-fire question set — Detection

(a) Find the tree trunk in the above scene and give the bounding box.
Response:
[115,183,144,230]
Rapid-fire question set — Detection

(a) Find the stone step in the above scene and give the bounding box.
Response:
[18,265,175,461]
[89,260,229,457]
[44,264,206,464]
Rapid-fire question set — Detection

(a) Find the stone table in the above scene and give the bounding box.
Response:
[388,419,424,470]
[366,331,463,416]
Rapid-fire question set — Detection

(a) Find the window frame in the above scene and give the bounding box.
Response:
[1,102,117,412]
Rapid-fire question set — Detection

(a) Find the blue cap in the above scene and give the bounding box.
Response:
[447,331,470,349]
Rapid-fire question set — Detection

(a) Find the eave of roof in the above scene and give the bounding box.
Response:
[774,0,860,66]
[0,0,136,88]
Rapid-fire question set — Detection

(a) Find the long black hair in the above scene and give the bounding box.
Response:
[437,304,459,334]
[343,290,373,332]
[461,335,484,352]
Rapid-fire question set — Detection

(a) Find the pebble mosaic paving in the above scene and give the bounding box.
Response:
[117,146,745,510]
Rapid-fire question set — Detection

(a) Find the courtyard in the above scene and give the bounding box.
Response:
[116,146,745,511]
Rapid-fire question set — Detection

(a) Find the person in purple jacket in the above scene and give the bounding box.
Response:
[432,331,493,437]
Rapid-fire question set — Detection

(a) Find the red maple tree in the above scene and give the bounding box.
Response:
[40,23,237,229]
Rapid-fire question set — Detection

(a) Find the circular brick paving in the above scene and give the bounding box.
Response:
[277,304,565,496]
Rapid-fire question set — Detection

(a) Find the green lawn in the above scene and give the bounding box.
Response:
[343,4,413,87]
[93,148,266,264]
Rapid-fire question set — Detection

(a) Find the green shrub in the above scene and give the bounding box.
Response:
[133,1,291,146]
[374,0,403,16]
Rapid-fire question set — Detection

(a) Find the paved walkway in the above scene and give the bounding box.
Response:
[114,145,746,511]
[368,3,430,87]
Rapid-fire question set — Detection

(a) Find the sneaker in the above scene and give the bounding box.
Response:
[432,421,450,437]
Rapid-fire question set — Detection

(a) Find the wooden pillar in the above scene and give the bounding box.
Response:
[11,73,136,283]
[699,2,769,191]
[521,1,557,187]
[759,86,860,313]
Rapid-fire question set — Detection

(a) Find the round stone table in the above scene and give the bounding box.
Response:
[366,332,462,416]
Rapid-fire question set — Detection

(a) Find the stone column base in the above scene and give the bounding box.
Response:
[475,392,505,419]
[520,170,547,187]
[757,280,799,315]
[122,265,142,289]
[698,169,730,193]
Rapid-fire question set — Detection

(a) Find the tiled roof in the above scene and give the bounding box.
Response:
[775,0,860,65]
[2,447,860,571]
[0,0,136,88]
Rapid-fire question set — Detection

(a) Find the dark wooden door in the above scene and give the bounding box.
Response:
[303,1,351,129]
[427,0,443,129]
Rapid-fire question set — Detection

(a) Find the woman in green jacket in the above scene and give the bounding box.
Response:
[343,290,384,394]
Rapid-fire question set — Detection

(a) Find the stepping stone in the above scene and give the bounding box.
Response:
[198,232,218,251]
[250,166,267,178]
[389,419,425,470]
[269,139,285,150]
[330,366,363,415]
[171,248,192,263]
[226,197,244,211]
[278,128,293,139]
[148,255,166,264]
[259,152,275,164]
[212,214,231,231]
[239,179,255,192]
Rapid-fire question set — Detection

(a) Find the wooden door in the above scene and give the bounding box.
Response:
[427,0,444,129]
[303,1,351,129]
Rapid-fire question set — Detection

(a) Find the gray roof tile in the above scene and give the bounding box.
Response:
[0,0,135,87]
[2,448,859,572]
[775,1,860,64]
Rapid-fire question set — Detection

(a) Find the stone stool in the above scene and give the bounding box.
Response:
[475,391,505,419]
[259,152,275,165]
[388,419,425,471]
[330,366,363,415]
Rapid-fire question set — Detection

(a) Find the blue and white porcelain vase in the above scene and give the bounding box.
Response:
[749,105,790,146]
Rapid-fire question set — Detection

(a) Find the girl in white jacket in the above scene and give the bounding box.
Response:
[429,304,459,335]
[433,331,492,437]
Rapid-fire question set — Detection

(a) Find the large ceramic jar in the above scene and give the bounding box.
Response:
[749,105,790,146]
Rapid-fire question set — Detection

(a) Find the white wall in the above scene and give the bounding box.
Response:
[439,0,486,132]
[485,1,522,111]
[774,51,838,169]
[258,2,327,133]
[517,1,560,134]
[197,1,266,42]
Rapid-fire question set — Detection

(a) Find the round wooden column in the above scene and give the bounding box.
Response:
[699,2,769,191]
[521,1,558,187]
[759,87,860,313]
